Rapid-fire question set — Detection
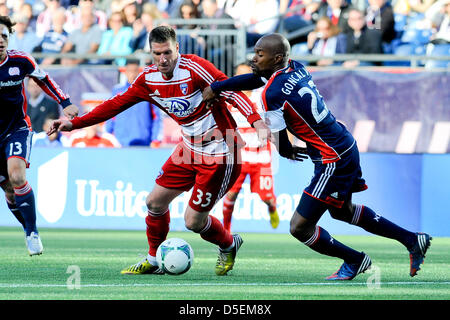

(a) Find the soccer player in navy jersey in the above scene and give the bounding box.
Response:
[47,26,271,276]
[0,16,78,256]
[202,33,432,280]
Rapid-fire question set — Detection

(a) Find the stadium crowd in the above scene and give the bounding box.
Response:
[1,0,448,147]
[2,0,449,66]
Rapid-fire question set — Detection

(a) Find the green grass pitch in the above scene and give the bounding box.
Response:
[0,227,449,300]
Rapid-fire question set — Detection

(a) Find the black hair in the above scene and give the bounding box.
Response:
[148,26,177,45]
[0,16,15,34]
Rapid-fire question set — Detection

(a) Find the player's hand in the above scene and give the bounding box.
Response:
[253,119,272,146]
[202,86,219,109]
[291,146,309,161]
[63,104,79,119]
[46,119,73,136]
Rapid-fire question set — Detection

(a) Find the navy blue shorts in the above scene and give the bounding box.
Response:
[296,143,367,221]
[0,128,33,183]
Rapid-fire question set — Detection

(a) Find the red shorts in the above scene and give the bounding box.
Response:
[155,143,242,212]
[229,162,275,201]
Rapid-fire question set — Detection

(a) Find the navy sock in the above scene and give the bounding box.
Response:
[352,205,416,249]
[14,182,37,236]
[303,226,363,264]
[6,200,26,229]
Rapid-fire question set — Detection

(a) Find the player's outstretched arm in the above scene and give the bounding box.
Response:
[63,104,79,119]
[46,119,73,136]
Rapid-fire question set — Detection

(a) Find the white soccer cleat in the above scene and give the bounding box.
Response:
[25,232,43,256]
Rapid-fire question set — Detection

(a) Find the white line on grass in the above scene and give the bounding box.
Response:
[1,281,449,288]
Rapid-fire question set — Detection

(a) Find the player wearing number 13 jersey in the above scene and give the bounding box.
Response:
[205,33,431,280]
[0,16,78,256]
[47,26,271,276]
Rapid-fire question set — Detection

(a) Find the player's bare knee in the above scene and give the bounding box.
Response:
[184,217,204,233]
[7,171,26,188]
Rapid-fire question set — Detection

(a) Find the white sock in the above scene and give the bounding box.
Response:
[147,254,157,265]
[221,238,235,252]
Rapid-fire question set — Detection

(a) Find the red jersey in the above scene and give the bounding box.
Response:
[228,88,271,164]
[71,54,261,156]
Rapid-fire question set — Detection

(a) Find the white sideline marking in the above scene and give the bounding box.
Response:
[1,281,449,288]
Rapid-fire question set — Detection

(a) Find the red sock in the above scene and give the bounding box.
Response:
[199,215,233,249]
[222,195,235,232]
[146,209,170,256]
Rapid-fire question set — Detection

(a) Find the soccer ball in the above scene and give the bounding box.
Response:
[156,238,194,275]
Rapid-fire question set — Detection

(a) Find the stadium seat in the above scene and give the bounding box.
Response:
[401,28,432,45]
[425,44,450,69]
[291,42,310,65]
[383,43,426,66]
[394,14,408,33]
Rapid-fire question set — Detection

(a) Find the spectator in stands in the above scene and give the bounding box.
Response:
[366,0,396,44]
[33,116,71,147]
[226,0,280,47]
[201,0,234,27]
[122,1,139,27]
[179,0,201,25]
[37,7,69,65]
[69,123,121,147]
[97,11,133,66]
[129,3,162,53]
[0,3,9,17]
[71,0,108,31]
[307,16,346,65]
[177,0,205,55]
[15,2,38,32]
[8,13,41,53]
[105,59,162,147]
[426,0,450,44]
[36,0,73,38]
[278,0,322,34]
[60,8,103,65]
[317,0,352,34]
[340,8,383,67]
[26,79,61,133]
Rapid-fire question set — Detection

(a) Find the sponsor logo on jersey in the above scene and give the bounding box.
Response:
[167,98,192,117]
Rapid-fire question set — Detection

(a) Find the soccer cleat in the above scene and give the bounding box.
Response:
[25,232,43,256]
[326,253,372,280]
[269,210,280,229]
[215,234,243,276]
[409,232,432,277]
[120,258,164,275]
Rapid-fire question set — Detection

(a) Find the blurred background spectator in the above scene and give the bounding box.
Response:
[8,13,41,53]
[70,0,108,31]
[365,0,396,46]
[32,116,71,147]
[317,0,352,34]
[340,8,383,67]
[129,2,162,53]
[97,10,133,66]
[26,79,61,133]
[36,7,69,65]
[69,123,122,147]
[60,8,103,65]
[105,59,162,147]
[36,0,73,38]
[307,16,345,65]
[426,0,450,44]
[278,0,321,39]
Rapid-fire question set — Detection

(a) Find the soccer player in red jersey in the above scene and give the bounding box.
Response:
[203,33,431,280]
[222,62,280,232]
[47,26,271,276]
[0,16,78,256]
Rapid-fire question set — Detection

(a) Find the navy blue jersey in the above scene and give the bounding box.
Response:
[262,60,355,164]
[0,50,71,141]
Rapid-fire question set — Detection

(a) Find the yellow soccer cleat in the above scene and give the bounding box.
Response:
[120,257,164,275]
[269,210,280,229]
[215,234,243,276]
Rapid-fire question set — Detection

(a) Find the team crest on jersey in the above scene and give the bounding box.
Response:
[8,67,20,76]
[180,83,188,95]
[167,98,192,117]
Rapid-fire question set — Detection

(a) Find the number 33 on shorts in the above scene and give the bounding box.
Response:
[192,188,213,208]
